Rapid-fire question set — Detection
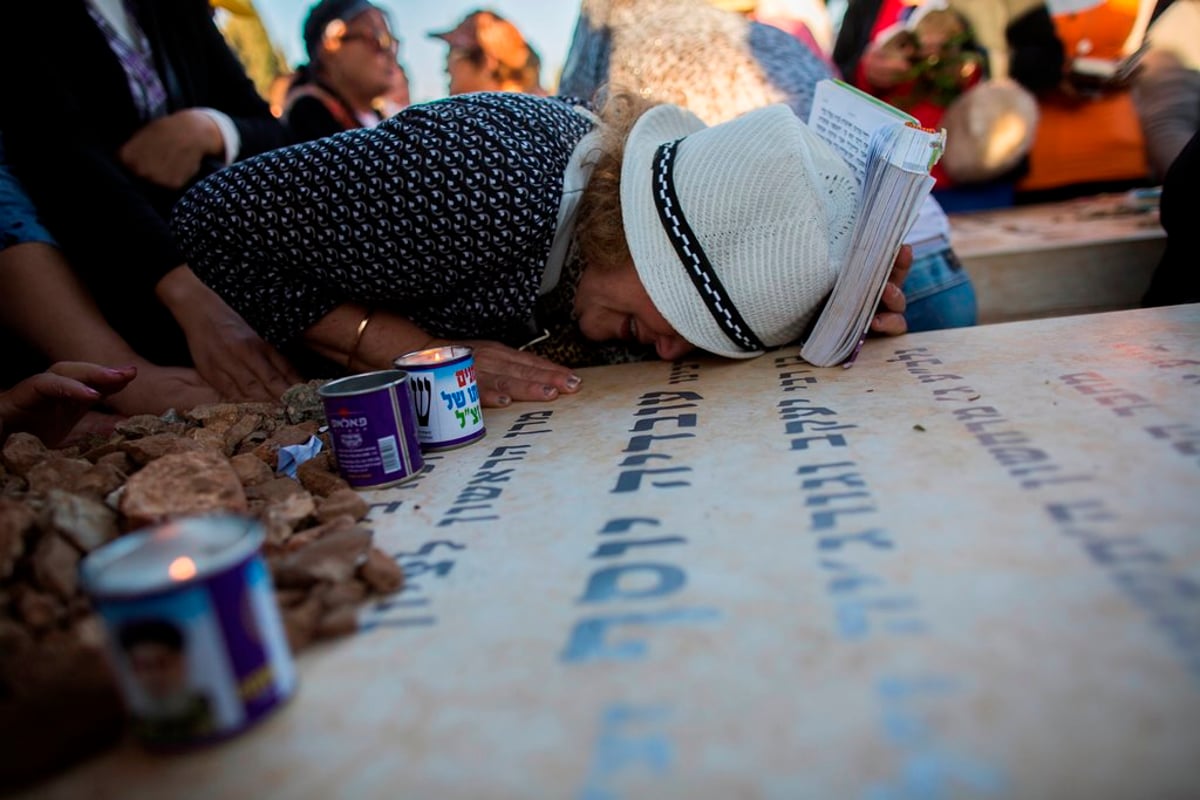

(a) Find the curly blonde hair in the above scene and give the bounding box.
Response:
[574,88,660,273]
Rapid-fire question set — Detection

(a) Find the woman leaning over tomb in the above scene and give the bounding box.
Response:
[172,90,914,408]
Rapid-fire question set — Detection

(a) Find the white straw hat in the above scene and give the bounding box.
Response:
[621,103,858,358]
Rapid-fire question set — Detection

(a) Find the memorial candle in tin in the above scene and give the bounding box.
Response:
[318,370,425,489]
[79,515,296,749]
[394,345,485,451]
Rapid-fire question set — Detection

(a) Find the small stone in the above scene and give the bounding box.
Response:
[273,528,372,588]
[26,457,94,495]
[17,587,63,632]
[1,432,49,477]
[281,595,322,651]
[114,414,171,439]
[283,514,357,552]
[161,408,186,425]
[187,426,230,452]
[2,473,27,497]
[260,508,294,548]
[223,413,264,456]
[316,488,368,523]
[273,423,322,448]
[70,461,127,501]
[230,453,275,487]
[119,450,248,528]
[121,433,203,466]
[319,579,368,608]
[235,429,270,457]
[46,489,119,553]
[274,588,309,608]
[247,477,309,504]
[315,604,359,639]
[282,380,327,425]
[297,454,350,497]
[96,451,133,474]
[0,498,38,579]
[184,402,243,432]
[73,615,107,650]
[80,437,127,463]
[67,594,94,621]
[32,533,81,600]
[359,547,404,594]
[265,491,316,531]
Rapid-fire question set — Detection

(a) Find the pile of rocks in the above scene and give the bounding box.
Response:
[0,382,403,787]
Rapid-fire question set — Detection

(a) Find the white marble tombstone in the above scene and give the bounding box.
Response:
[32,305,1200,800]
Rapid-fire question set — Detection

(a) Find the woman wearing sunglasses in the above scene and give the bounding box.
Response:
[285,0,400,143]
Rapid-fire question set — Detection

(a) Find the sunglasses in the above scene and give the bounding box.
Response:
[340,30,399,55]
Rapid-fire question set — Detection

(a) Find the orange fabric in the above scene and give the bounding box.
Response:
[1019,92,1148,190]
[1018,1,1149,191]
[1054,1,1138,60]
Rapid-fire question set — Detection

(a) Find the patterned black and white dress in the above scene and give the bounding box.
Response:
[174,92,649,366]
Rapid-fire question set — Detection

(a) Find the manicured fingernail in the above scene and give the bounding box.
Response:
[542,385,558,398]
[565,375,582,390]
[496,395,511,406]
[83,387,102,399]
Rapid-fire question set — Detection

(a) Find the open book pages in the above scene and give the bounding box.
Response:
[800,79,944,367]
[1071,41,1148,86]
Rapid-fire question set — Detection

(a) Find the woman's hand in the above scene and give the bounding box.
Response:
[304,306,581,407]
[869,244,912,336]
[119,110,224,190]
[157,266,302,402]
[0,362,136,447]
[429,339,582,408]
[105,363,221,417]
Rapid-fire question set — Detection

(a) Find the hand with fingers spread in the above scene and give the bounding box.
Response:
[156,265,302,402]
[0,362,137,447]
[869,244,912,337]
[429,339,582,408]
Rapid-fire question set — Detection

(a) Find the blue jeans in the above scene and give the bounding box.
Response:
[903,247,978,332]
[0,136,55,252]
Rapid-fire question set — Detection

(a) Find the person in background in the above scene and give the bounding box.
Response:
[430,9,542,96]
[834,0,1063,210]
[375,61,412,118]
[523,46,549,97]
[1132,0,1200,181]
[1141,129,1200,306]
[559,0,977,332]
[0,0,297,407]
[1016,0,1157,201]
[284,0,398,142]
[707,0,835,61]
[835,0,1063,95]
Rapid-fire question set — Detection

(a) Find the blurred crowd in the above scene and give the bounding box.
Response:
[1,0,1196,445]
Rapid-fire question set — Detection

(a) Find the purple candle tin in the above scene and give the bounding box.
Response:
[318,370,425,489]
[393,345,486,451]
[79,515,296,749]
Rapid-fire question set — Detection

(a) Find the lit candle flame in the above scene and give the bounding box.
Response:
[169,556,197,582]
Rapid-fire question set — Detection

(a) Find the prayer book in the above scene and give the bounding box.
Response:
[800,79,945,367]
[1069,42,1148,92]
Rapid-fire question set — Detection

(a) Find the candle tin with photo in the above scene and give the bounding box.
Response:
[79,515,296,749]
[393,345,486,451]
[318,370,425,489]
